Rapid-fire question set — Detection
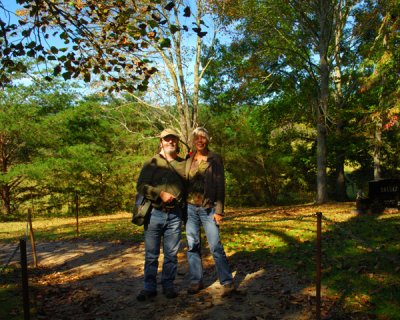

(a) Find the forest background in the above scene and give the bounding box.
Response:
[0,0,399,220]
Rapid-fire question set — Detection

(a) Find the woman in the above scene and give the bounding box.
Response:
[185,127,235,296]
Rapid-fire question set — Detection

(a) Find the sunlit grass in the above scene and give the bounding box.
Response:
[219,203,400,317]
[0,212,144,243]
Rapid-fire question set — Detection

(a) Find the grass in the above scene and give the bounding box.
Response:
[0,211,144,243]
[0,267,32,320]
[1,203,399,318]
[220,203,400,318]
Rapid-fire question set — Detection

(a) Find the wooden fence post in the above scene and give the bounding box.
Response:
[27,209,38,268]
[316,212,322,320]
[75,192,79,237]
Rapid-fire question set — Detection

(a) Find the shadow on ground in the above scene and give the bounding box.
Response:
[1,204,399,319]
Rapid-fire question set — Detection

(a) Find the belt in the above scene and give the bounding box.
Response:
[161,205,178,213]
[188,203,212,213]
[188,202,202,207]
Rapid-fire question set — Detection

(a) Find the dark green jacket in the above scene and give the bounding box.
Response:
[185,151,225,214]
[137,154,186,209]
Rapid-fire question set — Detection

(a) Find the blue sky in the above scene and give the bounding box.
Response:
[1,0,21,20]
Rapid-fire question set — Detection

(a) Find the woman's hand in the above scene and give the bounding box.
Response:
[160,191,176,203]
[214,213,223,225]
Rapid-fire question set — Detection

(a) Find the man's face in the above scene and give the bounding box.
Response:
[193,134,208,152]
[161,135,178,154]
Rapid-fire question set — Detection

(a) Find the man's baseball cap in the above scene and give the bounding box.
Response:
[159,128,180,139]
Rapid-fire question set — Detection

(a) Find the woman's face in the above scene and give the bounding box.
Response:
[193,133,208,152]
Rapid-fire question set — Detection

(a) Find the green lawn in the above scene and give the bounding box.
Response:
[0,212,143,243]
[1,204,399,319]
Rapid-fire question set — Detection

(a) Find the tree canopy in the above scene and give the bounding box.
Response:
[0,0,207,92]
[0,0,399,218]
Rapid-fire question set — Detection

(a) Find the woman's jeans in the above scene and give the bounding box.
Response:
[143,207,182,292]
[186,204,233,285]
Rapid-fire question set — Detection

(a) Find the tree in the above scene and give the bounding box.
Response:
[0,0,201,92]
[0,80,77,216]
[209,0,367,203]
[354,0,399,180]
[120,0,222,146]
[35,96,147,214]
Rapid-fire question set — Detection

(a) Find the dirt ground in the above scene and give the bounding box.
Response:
[1,239,334,320]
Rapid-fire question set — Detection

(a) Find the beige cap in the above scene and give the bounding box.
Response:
[159,128,180,139]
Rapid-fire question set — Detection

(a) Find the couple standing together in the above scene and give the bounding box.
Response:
[136,127,234,301]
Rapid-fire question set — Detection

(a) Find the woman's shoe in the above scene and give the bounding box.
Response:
[136,290,157,301]
[187,282,204,294]
[163,287,178,299]
[221,282,236,297]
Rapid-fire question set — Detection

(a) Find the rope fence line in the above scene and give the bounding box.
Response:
[0,242,20,274]
[228,213,318,223]
[0,214,32,319]
[0,210,395,319]
[228,210,397,319]
[0,215,30,274]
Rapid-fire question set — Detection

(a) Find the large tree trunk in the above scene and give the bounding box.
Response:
[259,156,275,204]
[316,118,328,203]
[334,138,348,201]
[316,0,330,204]
[0,134,12,215]
[373,119,382,180]
[0,184,12,216]
[333,5,348,202]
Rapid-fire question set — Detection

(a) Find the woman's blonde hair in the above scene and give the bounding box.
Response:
[192,127,210,142]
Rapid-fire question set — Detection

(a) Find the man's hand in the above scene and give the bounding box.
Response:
[160,191,176,203]
[213,213,223,225]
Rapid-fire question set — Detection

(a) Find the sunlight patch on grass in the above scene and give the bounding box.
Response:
[0,212,143,243]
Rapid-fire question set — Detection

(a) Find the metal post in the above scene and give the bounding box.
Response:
[316,212,322,320]
[20,238,30,320]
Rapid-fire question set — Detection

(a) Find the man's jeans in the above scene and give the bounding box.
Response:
[186,204,233,285]
[143,207,182,292]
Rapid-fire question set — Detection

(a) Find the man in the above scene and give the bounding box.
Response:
[136,128,186,301]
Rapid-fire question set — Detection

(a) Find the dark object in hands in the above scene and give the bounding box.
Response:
[132,194,152,226]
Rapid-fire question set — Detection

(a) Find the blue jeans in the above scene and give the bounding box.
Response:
[143,207,182,292]
[186,204,233,285]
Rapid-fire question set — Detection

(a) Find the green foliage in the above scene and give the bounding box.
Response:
[199,104,316,206]
[0,0,399,217]
[0,83,52,216]
[0,80,159,219]
[200,0,400,203]
[29,99,150,216]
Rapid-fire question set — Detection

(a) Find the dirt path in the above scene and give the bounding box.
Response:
[0,239,334,320]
